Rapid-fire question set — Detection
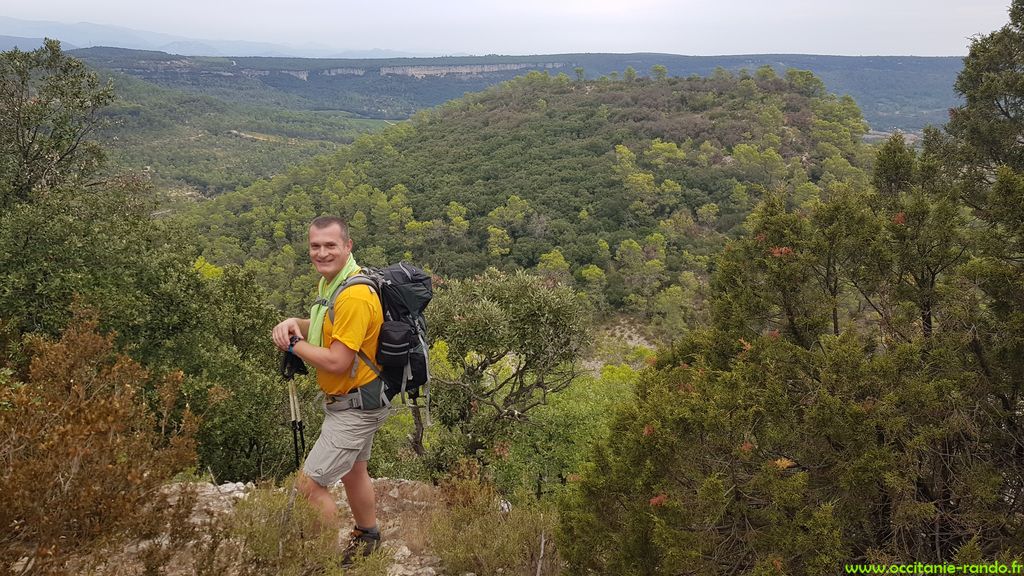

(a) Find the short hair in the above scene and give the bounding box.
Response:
[309,216,350,241]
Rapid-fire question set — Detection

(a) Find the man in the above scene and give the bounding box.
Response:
[271,215,388,562]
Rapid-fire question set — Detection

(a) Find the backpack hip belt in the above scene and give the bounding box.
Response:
[324,378,389,411]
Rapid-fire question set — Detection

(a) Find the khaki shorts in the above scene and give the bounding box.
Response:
[303,404,389,487]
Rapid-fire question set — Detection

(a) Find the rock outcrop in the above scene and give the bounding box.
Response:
[379,62,564,78]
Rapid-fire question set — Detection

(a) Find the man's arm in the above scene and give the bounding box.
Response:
[291,339,357,375]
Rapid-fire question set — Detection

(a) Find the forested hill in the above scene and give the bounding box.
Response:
[95,72,386,195]
[72,47,960,131]
[182,67,872,334]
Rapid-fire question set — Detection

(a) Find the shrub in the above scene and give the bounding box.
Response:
[0,310,197,574]
[230,480,389,576]
[429,459,561,575]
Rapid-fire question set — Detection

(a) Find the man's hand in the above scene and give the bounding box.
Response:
[272,318,305,351]
[273,318,356,375]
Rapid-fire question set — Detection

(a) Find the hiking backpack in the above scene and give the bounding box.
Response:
[327,262,432,404]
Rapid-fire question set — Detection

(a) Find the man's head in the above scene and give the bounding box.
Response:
[308,216,352,281]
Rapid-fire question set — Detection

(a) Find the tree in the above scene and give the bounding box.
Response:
[651,64,668,81]
[732,142,786,188]
[872,132,916,198]
[615,238,665,309]
[710,193,831,348]
[0,39,113,209]
[536,248,571,284]
[696,202,720,227]
[755,64,778,81]
[577,263,608,313]
[949,0,1024,173]
[944,3,1024,519]
[643,138,686,169]
[649,271,707,341]
[806,188,874,335]
[425,270,590,465]
[487,225,512,257]
[785,68,826,98]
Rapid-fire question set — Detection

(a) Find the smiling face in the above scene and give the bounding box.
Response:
[308,221,352,282]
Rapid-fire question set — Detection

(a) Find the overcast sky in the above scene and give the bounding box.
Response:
[3,0,1012,56]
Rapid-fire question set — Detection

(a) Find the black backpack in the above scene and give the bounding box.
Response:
[327,262,432,404]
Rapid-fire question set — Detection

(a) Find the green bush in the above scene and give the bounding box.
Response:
[489,364,635,503]
[430,460,561,576]
[231,480,389,576]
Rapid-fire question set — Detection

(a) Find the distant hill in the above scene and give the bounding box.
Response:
[70,46,962,131]
[0,17,426,58]
[93,72,386,196]
[0,17,179,52]
[0,34,76,51]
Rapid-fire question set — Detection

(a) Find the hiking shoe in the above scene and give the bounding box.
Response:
[341,527,381,566]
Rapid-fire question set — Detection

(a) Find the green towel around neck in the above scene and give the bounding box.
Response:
[307,254,360,347]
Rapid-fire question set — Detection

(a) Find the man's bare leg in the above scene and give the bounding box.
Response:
[340,460,377,529]
[297,472,339,532]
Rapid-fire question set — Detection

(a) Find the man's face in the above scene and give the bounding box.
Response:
[308,223,352,280]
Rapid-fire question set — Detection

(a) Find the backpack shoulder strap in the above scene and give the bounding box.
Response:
[357,350,382,378]
[327,273,378,324]
[327,275,385,379]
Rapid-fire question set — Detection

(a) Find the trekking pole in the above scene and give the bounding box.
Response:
[281,343,308,472]
[288,380,304,470]
[278,343,310,553]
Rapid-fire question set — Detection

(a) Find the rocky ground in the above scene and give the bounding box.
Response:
[11,478,451,576]
[185,477,446,576]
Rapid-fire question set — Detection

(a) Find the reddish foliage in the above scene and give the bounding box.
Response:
[649,493,669,507]
[769,246,794,257]
[642,424,655,437]
[0,310,197,570]
[892,211,907,225]
[493,441,510,459]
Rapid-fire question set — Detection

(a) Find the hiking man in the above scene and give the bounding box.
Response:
[271,215,388,561]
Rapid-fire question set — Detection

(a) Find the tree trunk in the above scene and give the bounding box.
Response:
[410,405,426,457]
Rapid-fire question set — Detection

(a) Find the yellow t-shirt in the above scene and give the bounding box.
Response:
[318,284,383,395]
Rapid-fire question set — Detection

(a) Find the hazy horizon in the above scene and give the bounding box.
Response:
[1,1,1012,57]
